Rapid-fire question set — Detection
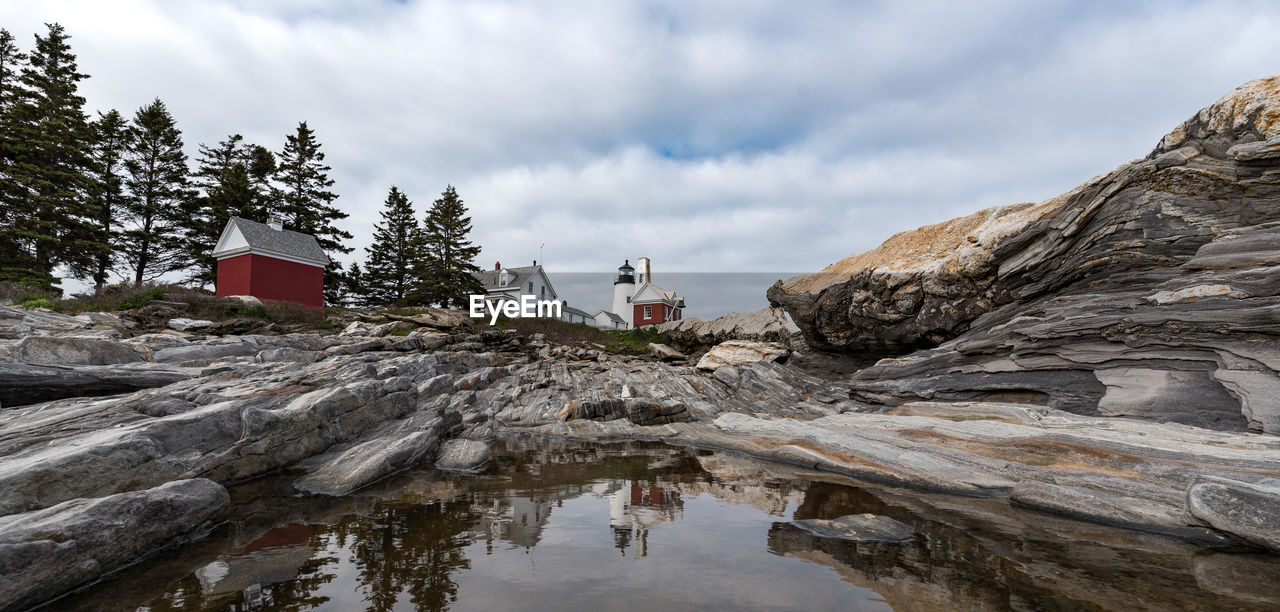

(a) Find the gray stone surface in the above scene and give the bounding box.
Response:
[1186,475,1280,550]
[7,335,146,365]
[0,478,228,611]
[434,438,491,472]
[655,307,798,348]
[766,76,1280,433]
[167,318,214,331]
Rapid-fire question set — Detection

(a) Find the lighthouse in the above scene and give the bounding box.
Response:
[611,259,636,327]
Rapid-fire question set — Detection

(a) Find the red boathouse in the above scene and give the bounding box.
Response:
[212,216,329,308]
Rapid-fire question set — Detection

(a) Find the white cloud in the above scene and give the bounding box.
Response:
[3,0,1279,292]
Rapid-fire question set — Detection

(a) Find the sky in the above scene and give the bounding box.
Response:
[5,0,1280,298]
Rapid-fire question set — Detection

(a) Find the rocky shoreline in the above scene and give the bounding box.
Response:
[4,76,1280,610]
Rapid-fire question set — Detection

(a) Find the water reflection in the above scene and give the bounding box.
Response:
[61,438,1280,612]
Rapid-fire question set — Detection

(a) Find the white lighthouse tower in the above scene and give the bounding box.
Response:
[611,259,636,328]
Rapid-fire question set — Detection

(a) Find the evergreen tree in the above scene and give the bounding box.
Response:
[119,98,192,286]
[274,121,352,304]
[0,29,29,277]
[182,134,272,287]
[413,185,482,308]
[0,24,96,290]
[74,109,129,294]
[343,261,366,308]
[363,186,421,305]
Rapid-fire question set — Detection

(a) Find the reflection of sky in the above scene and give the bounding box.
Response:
[551,272,800,321]
[451,488,889,611]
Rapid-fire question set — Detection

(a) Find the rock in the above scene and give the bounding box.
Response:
[647,342,686,361]
[383,308,473,329]
[696,340,791,370]
[222,295,263,307]
[152,340,260,364]
[766,76,1280,432]
[72,311,134,328]
[655,307,799,349]
[0,478,228,611]
[207,317,273,335]
[9,336,146,365]
[1186,475,1280,550]
[792,513,916,543]
[167,317,213,331]
[0,305,88,334]
[0,361,195,407]
[127,304,186,328]
[434,439,491,472]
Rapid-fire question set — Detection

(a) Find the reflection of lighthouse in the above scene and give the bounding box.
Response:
[611,259,635,328]
[609,480,683,558]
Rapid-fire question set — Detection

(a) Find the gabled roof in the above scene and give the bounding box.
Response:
[593,310,625,324]
[561,305,592,318]
[631,281,679,305]
[472,265,558,298]
[212,217,329,267]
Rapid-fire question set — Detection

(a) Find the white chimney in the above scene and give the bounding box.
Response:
[637,256,651,285]
[267,215,283,231]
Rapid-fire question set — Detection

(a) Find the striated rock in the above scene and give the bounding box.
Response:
[647,342,686,361]
[0,361,196,407]
[434,439,491,472]
[655,307,799,349]
[1186,475,1280,550]
[167,317,213,332]
[767,76,1280,432]
[696,340,791,371]
[8,335,146,365]
[0,478,228,611]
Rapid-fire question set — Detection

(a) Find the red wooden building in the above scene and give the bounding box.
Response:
[212,216,329,308]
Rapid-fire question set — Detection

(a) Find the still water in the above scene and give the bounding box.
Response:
[60,437,1280,611]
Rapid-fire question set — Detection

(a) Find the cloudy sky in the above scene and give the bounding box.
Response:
[6,0,1280,285]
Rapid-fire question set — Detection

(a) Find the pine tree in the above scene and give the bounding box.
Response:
[274,121,352,304]
[74,109,129,294]
[119,98,192,286]
[413,185,483,308]
[363,186,422,305]
[0,24,96,291]
[342,261,366,308]
[181,134,273,287]
[0,29,29,278]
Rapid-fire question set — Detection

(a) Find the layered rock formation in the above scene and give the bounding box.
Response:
[769,76,1280,433]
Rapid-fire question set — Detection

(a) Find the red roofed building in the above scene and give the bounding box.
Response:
[212,216,329,308]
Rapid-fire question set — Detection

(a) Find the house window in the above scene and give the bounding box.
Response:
[643,305,652,320]
[541,286,545,299]
[527,282,533,293]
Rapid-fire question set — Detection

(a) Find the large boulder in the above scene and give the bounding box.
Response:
[656,307,799,349]
[9,336,146,366]
[0,478,228,610]
[768,76,1280,432]
[696,340,791,371]
[770,76,1280,354]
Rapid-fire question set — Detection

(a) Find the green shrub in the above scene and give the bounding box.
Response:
[114,286,167,310]
[20,297,55,309]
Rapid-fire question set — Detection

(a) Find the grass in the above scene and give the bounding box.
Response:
[1,281,336,330]
[479,315,662,355]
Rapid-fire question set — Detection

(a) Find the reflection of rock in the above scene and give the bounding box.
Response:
[195,524,315,596]
[793,514,915,543]
[0,478,228,611]
[1193,552,1280,606]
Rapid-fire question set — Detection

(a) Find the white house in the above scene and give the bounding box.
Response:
[593,310,627,330]
[472,261,557,308]
[560,302,593,325]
